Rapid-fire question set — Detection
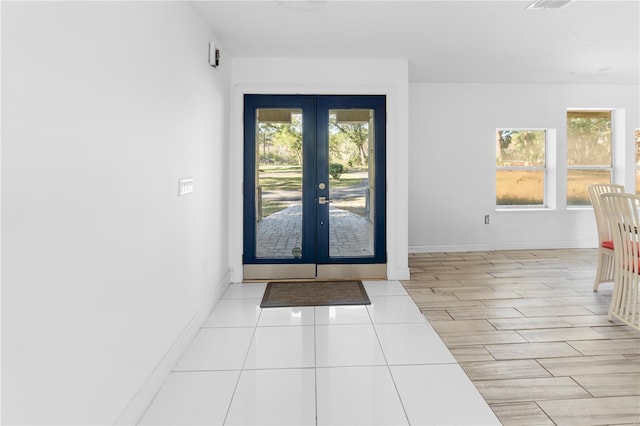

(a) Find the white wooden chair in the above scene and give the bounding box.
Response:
[600,192,640,331]
[587,183,625,291]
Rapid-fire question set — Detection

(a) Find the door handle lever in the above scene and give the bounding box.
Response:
[318,197,333,205]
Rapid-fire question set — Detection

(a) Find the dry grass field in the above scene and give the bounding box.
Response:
[497,170,612,206]
[260,167,631,212]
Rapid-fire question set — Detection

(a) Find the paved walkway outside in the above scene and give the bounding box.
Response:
[256,204,372,258]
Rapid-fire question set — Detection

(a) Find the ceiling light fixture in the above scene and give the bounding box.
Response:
[527,0,573,10]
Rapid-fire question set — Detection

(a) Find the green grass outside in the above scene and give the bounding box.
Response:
[258,165,368,218]
[261,201,288,218]
[260,199,366,218]
[332,197,367,217]
[258,165,365,191]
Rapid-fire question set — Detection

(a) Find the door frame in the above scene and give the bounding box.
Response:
[229,81,410,283]
[242,94,387,279]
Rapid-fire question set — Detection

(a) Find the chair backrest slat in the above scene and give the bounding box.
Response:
[600,191,640,331]
[587,183,625,245]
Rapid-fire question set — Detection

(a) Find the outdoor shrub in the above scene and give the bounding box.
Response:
[329,163,346,180]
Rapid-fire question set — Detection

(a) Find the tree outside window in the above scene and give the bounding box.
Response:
[566,111,612,206]
[496,130,546,206]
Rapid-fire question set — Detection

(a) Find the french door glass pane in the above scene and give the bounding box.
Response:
[255,108,304,259]
[328,109,375,258]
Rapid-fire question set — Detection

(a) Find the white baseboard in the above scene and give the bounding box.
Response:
[388,266,411,280]
[115,269,231,425]
[409,240,597,253]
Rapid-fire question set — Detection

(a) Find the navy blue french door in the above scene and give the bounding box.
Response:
[243,95,386,279]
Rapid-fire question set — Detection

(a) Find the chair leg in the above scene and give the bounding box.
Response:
[593,254,603,291]
[593,250,615,292]
[593,251,605,291]
[608,273,624,323]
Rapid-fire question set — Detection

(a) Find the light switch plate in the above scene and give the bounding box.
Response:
[179,178,194,196]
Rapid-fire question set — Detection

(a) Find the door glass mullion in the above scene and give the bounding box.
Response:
[315,103,330,261]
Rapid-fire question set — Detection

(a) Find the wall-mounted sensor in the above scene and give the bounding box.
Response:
[209,41,220,68]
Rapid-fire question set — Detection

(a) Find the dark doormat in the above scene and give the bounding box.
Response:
[260,280,370,308]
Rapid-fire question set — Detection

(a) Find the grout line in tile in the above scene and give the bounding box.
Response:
[313,309,318,425]
[240,365,318,371]
[222,308,262,425]
[385,367,412,426]
[568,374,598,399]
[534,358,559,379]
[534,400,556,425]
[368,311,411,424]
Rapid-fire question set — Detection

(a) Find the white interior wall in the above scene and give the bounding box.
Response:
[2,1,636,423]
[408,83,640,252]
[230,58,410,280]
[1,2,231,424]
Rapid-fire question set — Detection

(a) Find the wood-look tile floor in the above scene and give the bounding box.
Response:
[402,249,640,426]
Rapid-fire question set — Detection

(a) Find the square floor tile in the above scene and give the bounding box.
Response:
[225,368,316,425]
[367,296,426,324]
[317,366,408,425]
[222,283,266,299]
[138,371,238,425]
[315,305,371,325]
[243,326,315,369]
[258,306,314,326]
[173,328,254,371]
[202,299,261,328]
[363,280,408,296]
[390,364,501,425]
[315,324,386,367]
[375,322,456,365]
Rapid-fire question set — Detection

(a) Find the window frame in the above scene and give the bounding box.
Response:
[566,109,613,207]
[496,128,548,209]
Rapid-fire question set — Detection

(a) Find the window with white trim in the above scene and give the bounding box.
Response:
[566,110,612,206]
[496,129,546,207]
[636,129,640,194]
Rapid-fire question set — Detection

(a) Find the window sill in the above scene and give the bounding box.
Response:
[495,207,593,213]
[496,207,552,213]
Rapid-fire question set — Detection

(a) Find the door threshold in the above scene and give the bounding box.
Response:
[242,277,375,283]
[242,263,387,282]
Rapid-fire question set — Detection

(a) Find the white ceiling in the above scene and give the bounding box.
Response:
[190,0,639,84]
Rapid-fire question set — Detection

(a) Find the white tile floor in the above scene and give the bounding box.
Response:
[138,281,501,425]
